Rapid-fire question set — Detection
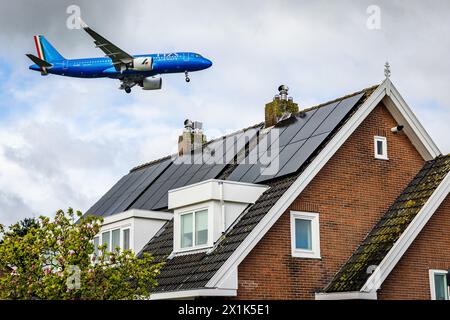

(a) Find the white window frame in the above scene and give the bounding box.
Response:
[109,228,121,252]
[290,211,321,259]
[97,226,132,253]
[93,236,100,257]
[101,230,111,251]
[374,136,388,160]
[122,227,131,251]
[177,207,211,252]
[429,269,449,300]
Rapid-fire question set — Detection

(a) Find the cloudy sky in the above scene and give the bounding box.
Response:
[0,0,449,225]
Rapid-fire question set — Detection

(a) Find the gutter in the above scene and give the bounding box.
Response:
[150,288,237,300]
[315,291,378,300]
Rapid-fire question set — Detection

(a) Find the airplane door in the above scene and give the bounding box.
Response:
[63,60,68,71]
[183,53,190,61]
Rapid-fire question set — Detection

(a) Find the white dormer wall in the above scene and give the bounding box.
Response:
[168,179,269,253]
[98,209,172,253]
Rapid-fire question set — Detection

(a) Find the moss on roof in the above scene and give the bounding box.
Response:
[324,154,450,293]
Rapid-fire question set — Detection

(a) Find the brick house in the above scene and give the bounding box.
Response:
[86,78,450,300]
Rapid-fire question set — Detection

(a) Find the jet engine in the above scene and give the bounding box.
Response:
[131,57,153,71]
[141,76,162,90]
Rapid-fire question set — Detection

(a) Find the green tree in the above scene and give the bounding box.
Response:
[0,208,164,300]
[7,217,39,237]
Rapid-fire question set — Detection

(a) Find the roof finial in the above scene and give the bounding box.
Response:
[384,61,391,78]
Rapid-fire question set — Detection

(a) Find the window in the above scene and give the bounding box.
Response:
[195,210,208,246]
[111,229,120,251]
[122,229,130,250]
[181,213,193,248]
[290,211,320,259]
[180,209,209,249]
[101,231,110,251]
[295,219,312,250]
[97,226,132,254]
[374,136,388,160]
[429,270,449,300]
[93,236,99,257]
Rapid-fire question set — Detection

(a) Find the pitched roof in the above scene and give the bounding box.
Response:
[86,85,377,218]
[85,123,263,217]
[324,154,450,293]
[138,85,379,293]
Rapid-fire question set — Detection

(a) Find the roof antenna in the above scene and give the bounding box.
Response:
[384,61,391,79]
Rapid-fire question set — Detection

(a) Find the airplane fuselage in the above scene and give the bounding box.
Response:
[29,52,212,79]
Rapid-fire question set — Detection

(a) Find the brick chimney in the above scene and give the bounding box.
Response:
[178,119,207,156]
[265,85,299,128]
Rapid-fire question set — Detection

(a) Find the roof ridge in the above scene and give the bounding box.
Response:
[299,84,380,114]
[130,155,173,172]
[130,84,380,173]
[130,122,264,172]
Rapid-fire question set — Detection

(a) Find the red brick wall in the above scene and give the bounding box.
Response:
[378,194,450,300]
[234,102,425,299]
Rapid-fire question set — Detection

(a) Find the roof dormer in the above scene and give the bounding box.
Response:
[95,209,172,254]
[168,179,269,254]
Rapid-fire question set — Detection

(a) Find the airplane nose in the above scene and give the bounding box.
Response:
[204,58,212,68]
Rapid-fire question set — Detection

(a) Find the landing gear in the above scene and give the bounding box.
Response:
[119,79,136,93]
[185,71,190,83]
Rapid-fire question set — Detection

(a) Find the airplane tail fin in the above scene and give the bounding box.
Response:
[34,35,65,63]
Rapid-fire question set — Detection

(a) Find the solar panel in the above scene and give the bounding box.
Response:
[85,174,130,216]
[179,133,239,185]
[226,133,269,182]
[229,109,324,183]
[253,93,364,183]
[149,130,254,209]
[314,93,364,136]
[88,92,364,216]
[100,168,153,216]
[289,101,338,145]
[188,164,226,184]
[278,110,316,147]
[134,162,192,210]
[169,164,203,189]
[96,93,364,214]
[103,158,171,215]
[255,139,307,182]
[90,171,141,217]
[86,158,171,217]
[274,132,329,178]
[127,161,179,210]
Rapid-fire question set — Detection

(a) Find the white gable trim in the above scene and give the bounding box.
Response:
[362,170,450,292]
[382,82,440,160]
[207,79,441,290]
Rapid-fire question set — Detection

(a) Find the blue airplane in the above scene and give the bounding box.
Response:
[26,19,212,93]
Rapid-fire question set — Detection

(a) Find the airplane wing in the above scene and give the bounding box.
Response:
[78,18,134,70]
